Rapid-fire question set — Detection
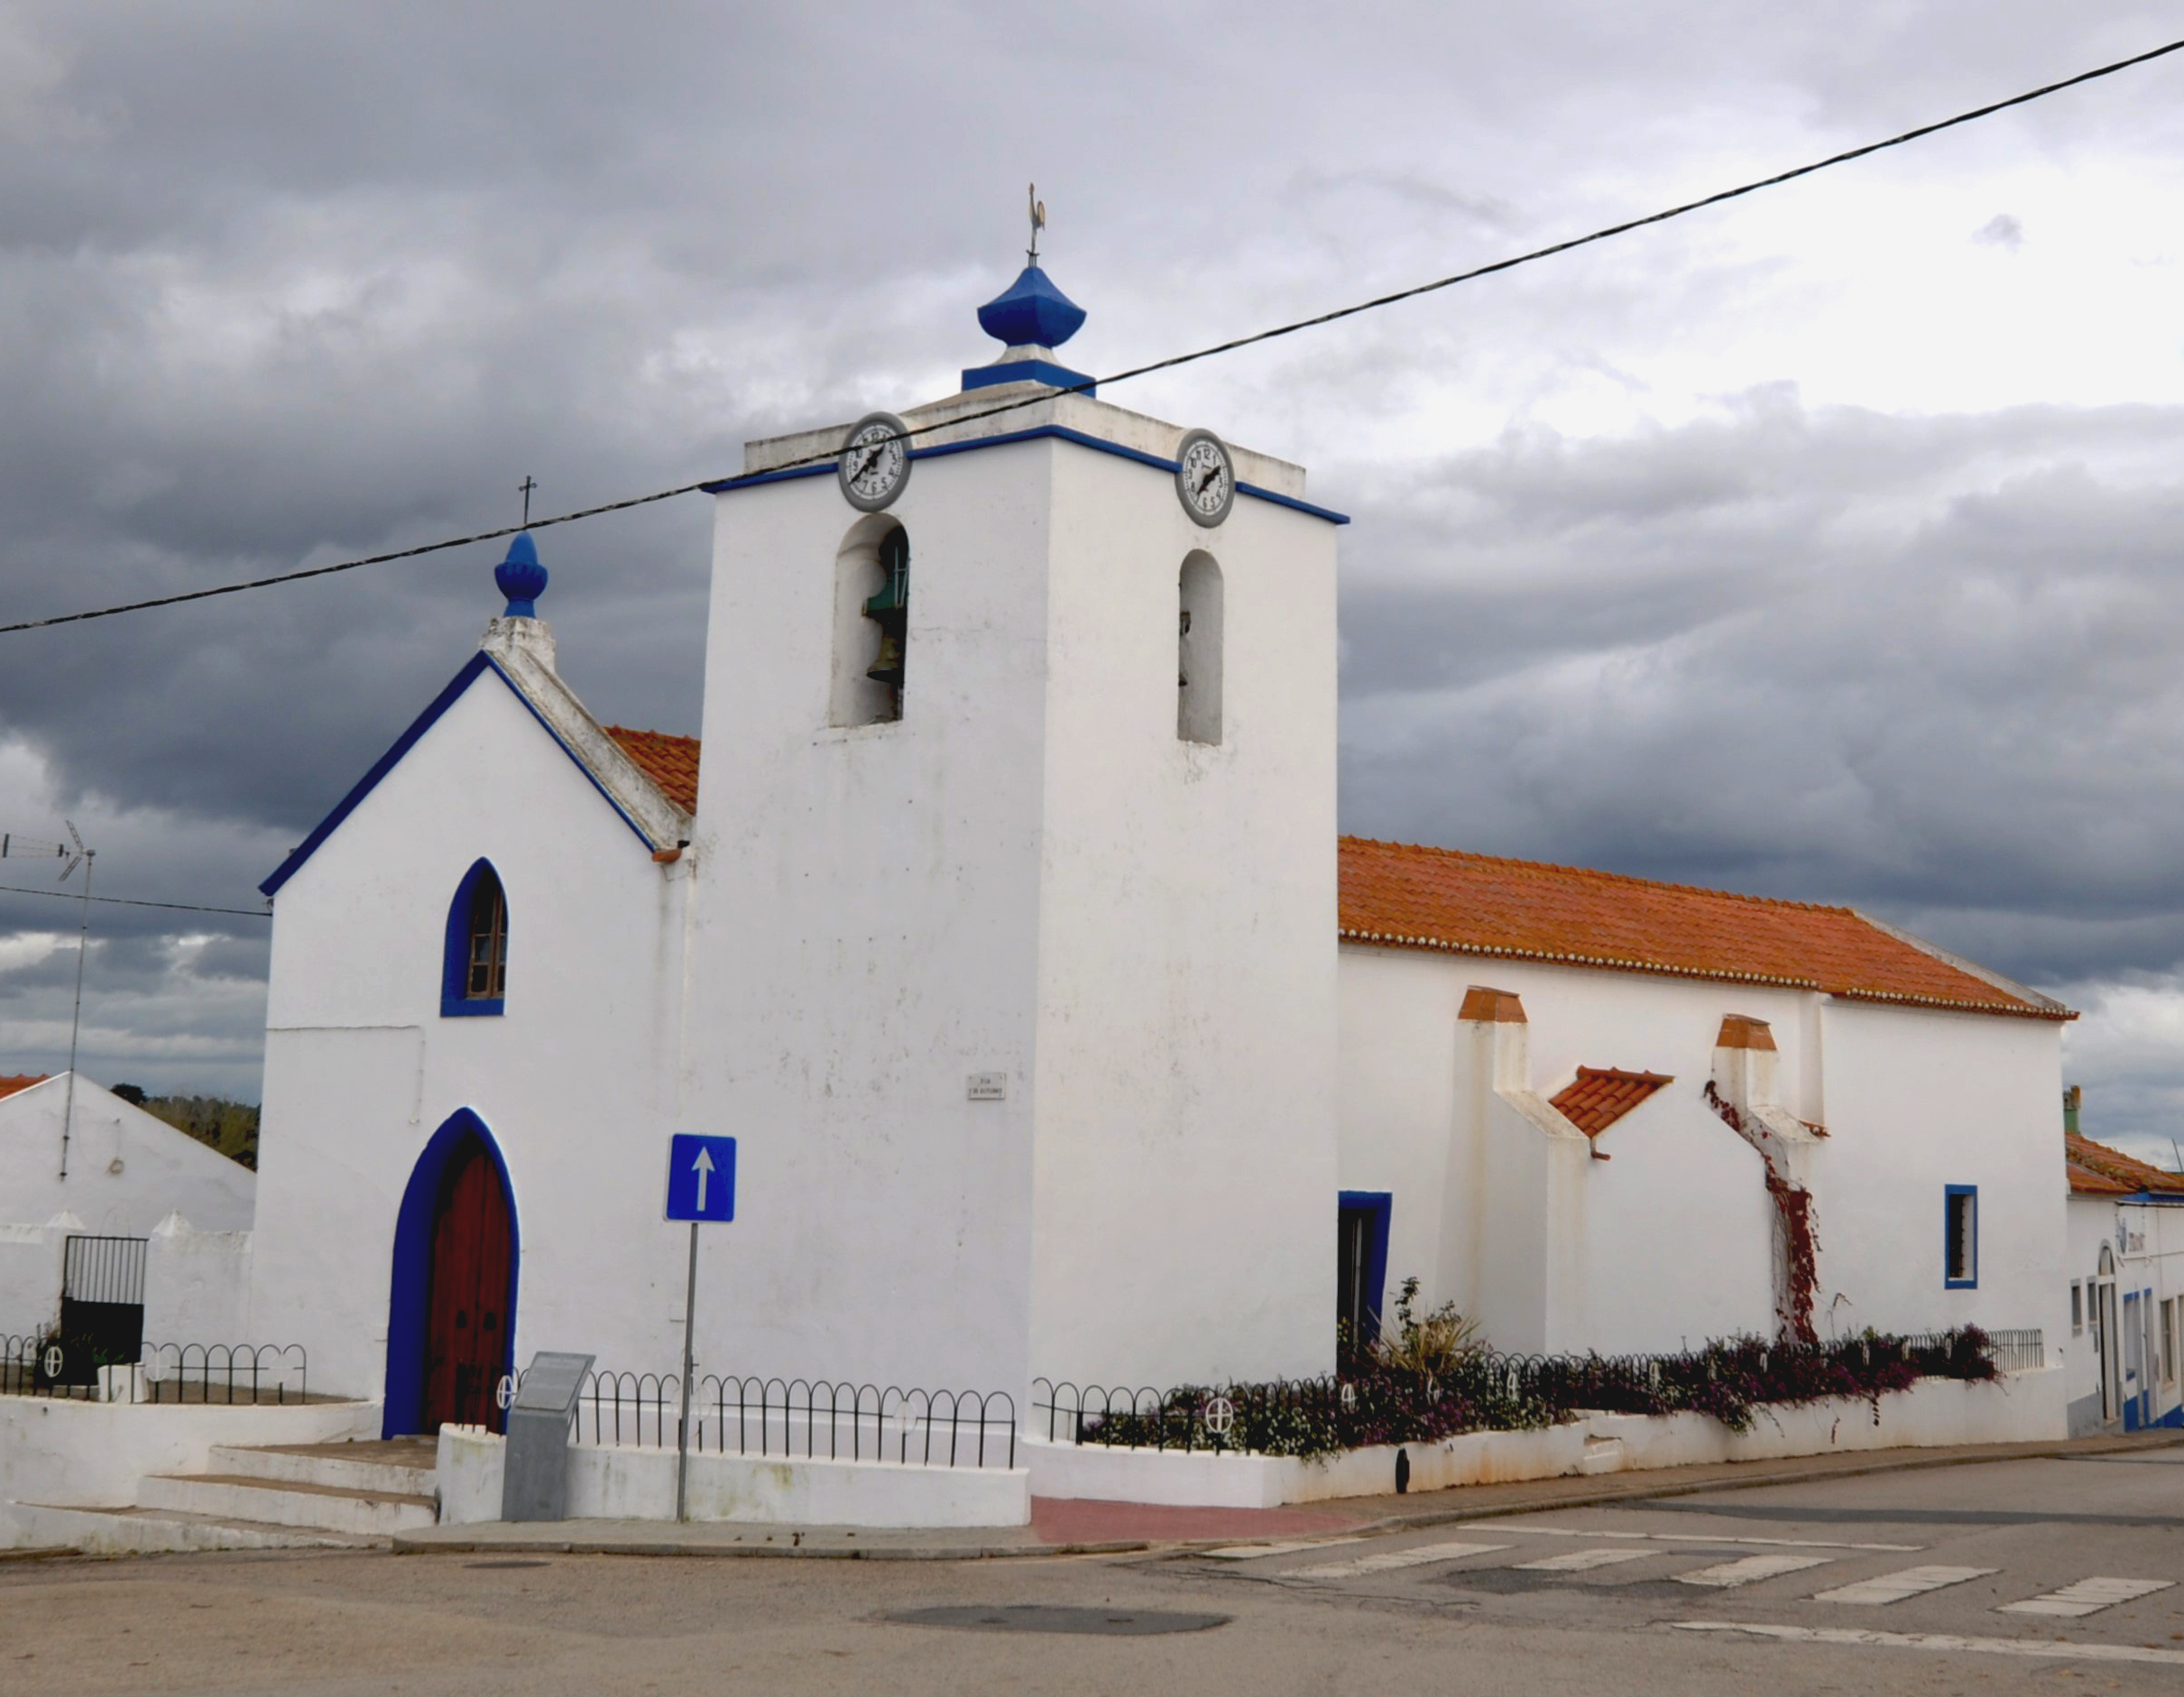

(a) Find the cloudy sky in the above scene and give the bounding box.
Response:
[2,3,2181,1165]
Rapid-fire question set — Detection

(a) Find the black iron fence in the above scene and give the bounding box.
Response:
[0,1333,308,1405]
[536,1370,1016,1469]
[1033,1325,2042,1459]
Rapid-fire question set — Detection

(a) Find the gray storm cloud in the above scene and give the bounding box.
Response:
[2,1,2180,1160]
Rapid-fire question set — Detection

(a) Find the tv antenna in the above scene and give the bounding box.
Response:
[0,825,95,1178]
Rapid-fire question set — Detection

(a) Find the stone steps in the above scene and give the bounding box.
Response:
[11,1501,385,1554]
[207,1441,438,1499]
[139,1471,438,1536]
[20,1437,441,1553]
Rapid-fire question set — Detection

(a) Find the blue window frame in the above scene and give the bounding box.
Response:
[441,859,507,1018]
[1337,1191,1393,1350]
[1944,1185,1977,1288]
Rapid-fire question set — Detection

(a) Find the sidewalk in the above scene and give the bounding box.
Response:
[392,1425,2183,1560]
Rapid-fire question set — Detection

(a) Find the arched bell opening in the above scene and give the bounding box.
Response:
[831,515,909,727]
[382,1109,520,1436]
[1178,549,1223,745]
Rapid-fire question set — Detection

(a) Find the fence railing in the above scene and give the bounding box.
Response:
[0,1333,308,1405]
[545,1370,1016,1469]
[1033,1326,2042,1455]
[1907,1327,2044,1374]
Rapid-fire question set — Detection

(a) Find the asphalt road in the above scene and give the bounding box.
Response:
[5,1450,2179,1694]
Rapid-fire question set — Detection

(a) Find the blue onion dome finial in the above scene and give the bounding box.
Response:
[961,188,1096,397]
[975,265,1086,351]
[494,531,548,618]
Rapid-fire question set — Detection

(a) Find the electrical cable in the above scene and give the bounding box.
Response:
[2,32,2178,641]
[0,884,268,918]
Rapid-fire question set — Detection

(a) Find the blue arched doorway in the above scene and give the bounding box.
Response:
[383,1109,521,1437]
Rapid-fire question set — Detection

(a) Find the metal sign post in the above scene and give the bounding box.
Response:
[664,1133,735,1523]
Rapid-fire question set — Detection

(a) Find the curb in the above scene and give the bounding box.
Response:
[391,1535,1151,1561]
[1303,1429,2184,1543]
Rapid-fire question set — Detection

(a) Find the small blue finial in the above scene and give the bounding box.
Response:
[494,532,548,618]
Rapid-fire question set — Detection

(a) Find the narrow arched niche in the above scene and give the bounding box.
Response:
[831,515,908,727]
[1177,550,1223,745]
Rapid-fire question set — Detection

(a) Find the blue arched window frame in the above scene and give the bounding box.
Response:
[441,858,507,1018]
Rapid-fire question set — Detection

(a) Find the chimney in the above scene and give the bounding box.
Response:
[2063,1084,2081,1136]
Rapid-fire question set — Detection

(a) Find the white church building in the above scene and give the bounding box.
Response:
[239,263,2073,1438]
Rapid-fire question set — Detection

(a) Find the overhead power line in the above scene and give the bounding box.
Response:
[4,33,2179,641]
[0,883,269,919]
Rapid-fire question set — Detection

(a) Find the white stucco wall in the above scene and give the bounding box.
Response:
[2065,1191,2184,1433]
[1817,1002,2064,1351]
[1025,1369,2064,1507]
[247,662,690,1405]
[0,1078,254,1336]
[1337,947,2064,1360]
[1028,438,1338,1388]
[142,1214,252,1344]
[435,1425,1029,1528]
[0,1397,379,1545]
[0,1075,254,1238]
[683,409,1339,1397]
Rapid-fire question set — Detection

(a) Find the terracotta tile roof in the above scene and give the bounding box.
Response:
[1339,836,2071,1021]
[604,726,700,816]
[0,1074,49,1101]
[2066,1131,2184,1197]
[1551,1066,1673,1137]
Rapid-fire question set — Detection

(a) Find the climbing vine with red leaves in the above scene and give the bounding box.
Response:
[1706,1081,1820,1347]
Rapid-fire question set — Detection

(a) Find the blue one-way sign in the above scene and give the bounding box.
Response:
[665,1135,736,1222]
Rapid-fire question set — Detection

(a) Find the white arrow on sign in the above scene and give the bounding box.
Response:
[692,1145,714,1213]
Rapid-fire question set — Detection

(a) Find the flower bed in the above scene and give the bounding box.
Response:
[1064,1295,2000,1461]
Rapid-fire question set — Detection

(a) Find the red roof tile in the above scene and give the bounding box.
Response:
[2066,1131,2184,1197]
[1339,836,2069,1021]
[0,1074,49,1102]
[1550,1066,1674,1137]
[572,741,2067,1025]
[604,726,700,816]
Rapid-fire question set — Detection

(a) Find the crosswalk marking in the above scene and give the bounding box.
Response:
[1674,1554,1835,1589]
[1456,1522,1921,1553]
[1673,1622,2184,1667]
[1198,1537,1363,1561]
[1813,1565,1995,1606]
[1515,1547,1659,1572]
[1286,1540,1507,1580]
[1999,1577,2176,1618]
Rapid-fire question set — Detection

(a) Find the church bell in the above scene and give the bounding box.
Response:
[863,526,909,690]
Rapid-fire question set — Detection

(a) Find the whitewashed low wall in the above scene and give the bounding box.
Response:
[1026,1369,2068,1508]
[0,1395,382,1547]
[143,1215,253,1344]
[437,1426,1029,1528]
[0,1219,72,1338]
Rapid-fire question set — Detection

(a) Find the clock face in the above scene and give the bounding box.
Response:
[837,411,912,512]
[1175,429,1234,527]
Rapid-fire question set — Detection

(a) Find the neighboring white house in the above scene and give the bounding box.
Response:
[2062,1102,2183,1434]
[0,1073,255,1346]
[231,261,2075,1439]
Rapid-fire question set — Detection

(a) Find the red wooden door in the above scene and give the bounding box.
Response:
[421,1138,512,1433]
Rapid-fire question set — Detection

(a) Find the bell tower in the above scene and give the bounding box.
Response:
[678,251,1345,1396]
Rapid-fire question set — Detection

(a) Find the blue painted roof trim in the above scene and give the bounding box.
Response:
[702,423,1350,525]
[260,651,654,899]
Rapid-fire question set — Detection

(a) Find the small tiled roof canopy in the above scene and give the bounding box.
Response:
[1340,836,2071,1020]
[604,727,701,816]
[0,1074,48,1102]
[1551,1067,1673,1137]
[2067,1131,2184,1197]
